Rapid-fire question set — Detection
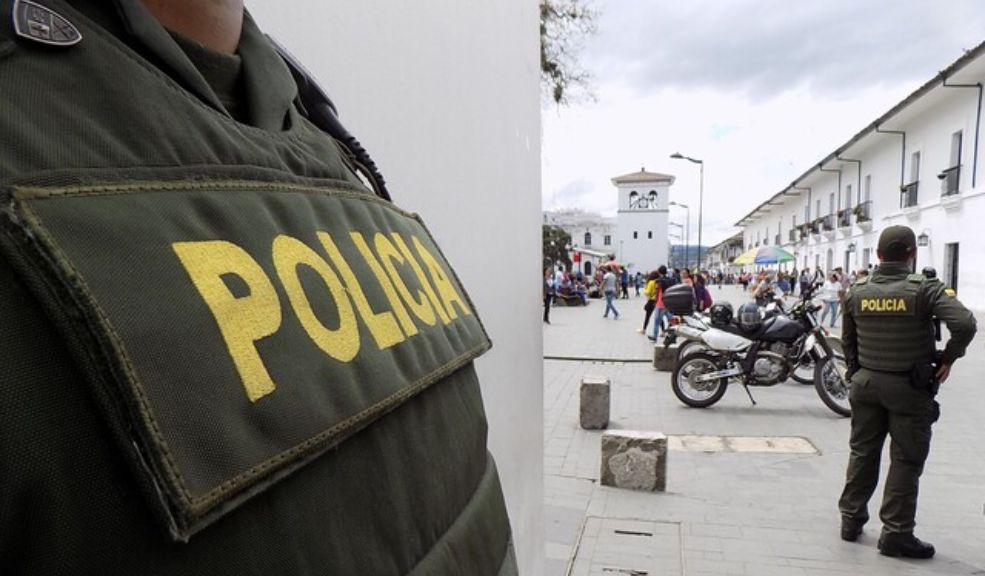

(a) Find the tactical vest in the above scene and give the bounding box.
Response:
[0,2,516,574]
[851,273,935,372]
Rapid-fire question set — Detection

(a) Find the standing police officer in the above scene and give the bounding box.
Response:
[838,225,976,558]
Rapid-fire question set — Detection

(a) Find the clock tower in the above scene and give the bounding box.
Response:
[611,168,675,273]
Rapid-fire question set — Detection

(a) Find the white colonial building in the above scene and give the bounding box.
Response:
[545,169,676,275]
[542,209,616,275]
[736,40,985,309]
[705,232,745,274]
[612,169,674,273]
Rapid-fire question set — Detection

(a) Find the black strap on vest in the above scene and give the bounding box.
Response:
[269,37,392,202]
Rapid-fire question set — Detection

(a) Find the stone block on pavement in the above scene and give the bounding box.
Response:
[600,430,667,492]
[653,344,678,372]
[579,376,610,430]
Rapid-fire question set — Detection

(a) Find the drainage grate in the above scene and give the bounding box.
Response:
[569,517,682,576]
[668,435,818,454]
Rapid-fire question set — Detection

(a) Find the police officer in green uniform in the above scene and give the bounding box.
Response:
[0,1,517,574]
[838,225,976,558]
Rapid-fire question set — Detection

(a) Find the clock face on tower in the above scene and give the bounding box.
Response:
[628,190,659,210]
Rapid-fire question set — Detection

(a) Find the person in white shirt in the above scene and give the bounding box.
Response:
[601,265,620,319]
[819,273,842,327]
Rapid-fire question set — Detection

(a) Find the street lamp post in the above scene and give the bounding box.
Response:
[669,201,690,269]
[671,152,705,270]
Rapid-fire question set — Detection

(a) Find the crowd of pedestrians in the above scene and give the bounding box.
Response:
[545,259,872,332]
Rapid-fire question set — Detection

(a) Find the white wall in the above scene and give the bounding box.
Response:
[248,2,544,572]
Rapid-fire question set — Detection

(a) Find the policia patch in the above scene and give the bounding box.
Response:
[0,180,489,540]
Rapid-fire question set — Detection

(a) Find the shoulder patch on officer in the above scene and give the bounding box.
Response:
[0,179,489,541]
[854,276,869,285]
[906,273,924,283]
[944,287,956,297]
[12,0,81,47]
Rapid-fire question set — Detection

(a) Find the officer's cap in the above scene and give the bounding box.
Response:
[877,225,916,253]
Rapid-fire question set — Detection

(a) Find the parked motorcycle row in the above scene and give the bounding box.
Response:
[661,285,852,417]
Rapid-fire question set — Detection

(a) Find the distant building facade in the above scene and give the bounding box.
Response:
[735,40,985,308]
[542,209,616,276]
[705,232,745,274]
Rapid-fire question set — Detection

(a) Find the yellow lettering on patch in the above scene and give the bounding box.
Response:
[412,236,471,321]
[317,232,405,350]
[272,235,359,362]
[350,232,419,338]
[392,234,451,325]
[375,233,437,327]
[173,241,282,403]
[860,298,907,312]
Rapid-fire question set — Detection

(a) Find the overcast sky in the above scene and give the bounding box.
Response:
[542,0,985,247]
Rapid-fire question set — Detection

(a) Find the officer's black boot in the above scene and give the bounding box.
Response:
[877,533,935,559]
[840,518,864,542]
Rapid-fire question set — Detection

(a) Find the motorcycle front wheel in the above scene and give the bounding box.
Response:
[814,355,851,417]
[671,352,729,408]
[791,347,845,385]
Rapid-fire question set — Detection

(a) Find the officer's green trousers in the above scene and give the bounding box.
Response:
[838,369,936,535]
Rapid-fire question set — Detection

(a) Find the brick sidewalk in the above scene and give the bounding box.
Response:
[544,285,985,575]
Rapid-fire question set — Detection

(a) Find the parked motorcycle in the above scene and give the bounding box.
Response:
[667,294,838,385]
[668,299,851,417]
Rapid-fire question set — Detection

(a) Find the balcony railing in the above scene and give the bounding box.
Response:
[837,209,851,228]
[940,165,961,196]
[809,219,822,234]
[853,201,872,222]
[788,229,798,242]
[901,181,919,208]
[775,234,781,245]
[822,214,835,231]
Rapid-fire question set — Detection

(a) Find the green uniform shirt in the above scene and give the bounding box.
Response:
[0,1,515,574]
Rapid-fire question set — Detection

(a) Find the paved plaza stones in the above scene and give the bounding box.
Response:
[544,285,985,575]
[600,430,668,492]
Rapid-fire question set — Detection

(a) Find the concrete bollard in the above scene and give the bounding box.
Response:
[653,344,678,372]
[600,431,667,492]
[579,376,610,430]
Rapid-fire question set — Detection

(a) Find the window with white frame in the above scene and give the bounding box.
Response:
[950,131,962,168]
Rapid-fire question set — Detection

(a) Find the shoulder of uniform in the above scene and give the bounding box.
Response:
[906,273,925,283]
[854,276,870,285]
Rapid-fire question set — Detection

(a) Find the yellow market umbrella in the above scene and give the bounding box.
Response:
[732,247,759,265]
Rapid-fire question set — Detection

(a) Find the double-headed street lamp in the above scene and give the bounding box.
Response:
[670,152,705,270]
[669,201,690,269]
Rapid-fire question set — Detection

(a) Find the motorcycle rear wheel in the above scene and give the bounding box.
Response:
[814,355,851,417]
[672,352,729,408]
[676,340,708,360]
